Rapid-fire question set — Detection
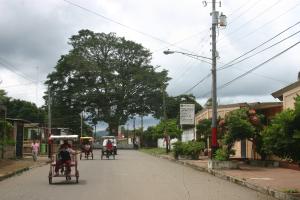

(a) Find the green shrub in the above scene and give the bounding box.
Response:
[173,141,183,159]
[173,141,205,160]
[215,148,229,161]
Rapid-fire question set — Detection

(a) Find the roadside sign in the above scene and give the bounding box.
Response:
[180,104,195,125]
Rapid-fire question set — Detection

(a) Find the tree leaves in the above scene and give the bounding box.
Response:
[45,30,169,134]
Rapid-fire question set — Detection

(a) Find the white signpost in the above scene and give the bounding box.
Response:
[180,104,195,125]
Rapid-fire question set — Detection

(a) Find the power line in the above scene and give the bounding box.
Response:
[220,0,283,41]
[62,0,199,54]
[226,0,262,26]
[198,41,300,98]
[219,29,300,71]
[180,22,300,95]
[218,2,300,49]
[219,21,300,70]
[0,57,36,83]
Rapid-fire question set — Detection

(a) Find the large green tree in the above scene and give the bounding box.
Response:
[45,30,169,135]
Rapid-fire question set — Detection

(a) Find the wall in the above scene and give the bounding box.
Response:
[181,128,195,142]
[157,138,178,149]
[283,86,300,110]
[2,145,16,159]
[195,106,240,124]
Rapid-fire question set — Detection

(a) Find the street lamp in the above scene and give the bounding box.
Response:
[163,49,212,61]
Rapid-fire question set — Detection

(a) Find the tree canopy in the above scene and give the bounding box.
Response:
[45,30,169,135]
[0,89,45,123]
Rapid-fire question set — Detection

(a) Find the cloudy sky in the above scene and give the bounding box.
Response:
[0,0,300,129]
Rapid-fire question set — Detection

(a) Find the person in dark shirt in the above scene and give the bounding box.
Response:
[54,140,75,176]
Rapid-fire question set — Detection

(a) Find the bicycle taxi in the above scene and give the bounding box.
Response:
[101,136,116,160]
[79,136,94,160]
[48,135,79,184]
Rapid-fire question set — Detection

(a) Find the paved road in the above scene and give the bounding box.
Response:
[0,150,276,200]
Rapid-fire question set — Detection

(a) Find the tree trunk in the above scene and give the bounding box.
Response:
[108,123,119,136]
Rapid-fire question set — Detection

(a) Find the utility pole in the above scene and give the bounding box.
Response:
[211,0,218,158]
[48,86,51,136]
[140,115,143,147]
[80,111,83,137]
[47,86,52,158]
[162,86,169,153]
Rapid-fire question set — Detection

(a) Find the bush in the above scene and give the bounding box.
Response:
[215,148,230,161]
[173,141,183,159]
[173,141,205,160]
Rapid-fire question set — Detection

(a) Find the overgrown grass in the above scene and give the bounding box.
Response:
[282,188,299,193]
[140,148,169,156]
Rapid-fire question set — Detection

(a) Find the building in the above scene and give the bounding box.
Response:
[6,118,30,158]
[272,74,300,110]
[195,102,282,159]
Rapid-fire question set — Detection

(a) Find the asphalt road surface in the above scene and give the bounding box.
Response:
[0,150,276,200]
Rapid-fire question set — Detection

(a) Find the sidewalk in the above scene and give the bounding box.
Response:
[0,156,50,181]
[157,154,300,200]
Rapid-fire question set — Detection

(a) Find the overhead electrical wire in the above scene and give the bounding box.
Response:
[180,21,300,95]
[219,29,300,71]
[218,2,300,49]
[226,0,262,26]
[219,21,300,70]
[0,57,36,83]
[62,0,200,54]
[219,0,283,42]
[198,41,300,98]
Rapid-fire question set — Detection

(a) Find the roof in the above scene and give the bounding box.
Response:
[6,118,31,123]
[272,80,300,101]
[49,135,79,140]
[24,123,40,128]
[196,102,282,117]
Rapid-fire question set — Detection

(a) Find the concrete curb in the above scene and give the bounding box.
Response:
[0,161,49,182]
[0,167,30,182]
[144,152,299,200]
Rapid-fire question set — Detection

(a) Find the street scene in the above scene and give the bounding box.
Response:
[0,150,278,200]
[1,0,300,200]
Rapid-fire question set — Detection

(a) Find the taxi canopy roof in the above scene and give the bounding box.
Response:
[80,137,94,142]
[50,135,79,140]
[102,136,116,139]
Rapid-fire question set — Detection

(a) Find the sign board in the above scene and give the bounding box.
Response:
[180,104,195,125]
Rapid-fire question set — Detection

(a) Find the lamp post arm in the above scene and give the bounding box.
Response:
[175,51,212,60]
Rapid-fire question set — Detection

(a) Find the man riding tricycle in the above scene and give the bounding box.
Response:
[79,136,94,160]
[101,136,116,160]
[48,135,79,184]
